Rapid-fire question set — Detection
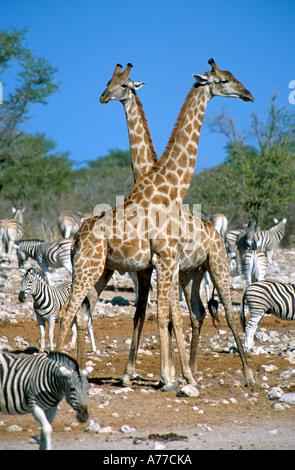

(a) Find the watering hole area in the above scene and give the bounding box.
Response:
[0,248,295,451]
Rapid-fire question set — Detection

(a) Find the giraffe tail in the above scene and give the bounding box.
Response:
[208,288,220,329]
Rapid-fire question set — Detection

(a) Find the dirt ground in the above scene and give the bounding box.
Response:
[0,248,295,451]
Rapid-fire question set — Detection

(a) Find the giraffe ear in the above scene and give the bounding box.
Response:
[193,74,209,85]
[132,81,146,90]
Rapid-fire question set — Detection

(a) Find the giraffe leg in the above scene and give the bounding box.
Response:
[208,250,256,387]
[56,238,107,366]
[121,267,153,386]
[156,258,196,391]
[179,268,207,377]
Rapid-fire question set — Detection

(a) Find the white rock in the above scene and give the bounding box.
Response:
[279,393,295,405]
[177,384,199,398]
[267,386,284,400]
[120,424,136,433]
[6,424,23,432]
[85,419,101,432]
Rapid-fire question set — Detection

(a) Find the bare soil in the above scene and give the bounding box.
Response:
[0,249,295,451]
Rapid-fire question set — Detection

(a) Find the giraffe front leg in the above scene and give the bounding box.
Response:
[156,258,195,391]
[56,236,107,365]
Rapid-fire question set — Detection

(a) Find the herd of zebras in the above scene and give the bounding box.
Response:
[0,206,294,449]
[211,213,294,351]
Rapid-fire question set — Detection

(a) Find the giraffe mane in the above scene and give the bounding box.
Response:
[134,94,157,164]
[154,85,198,168]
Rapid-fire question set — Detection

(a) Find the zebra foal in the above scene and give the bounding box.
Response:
[18,267,97,353]
[240,280,295,351]
[242,250,270,286]
[0,351,92,450]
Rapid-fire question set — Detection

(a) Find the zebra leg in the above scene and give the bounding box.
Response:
[69,321,77,351]
[121,267,153,386]
[36,316,46,352]
[244,312,264,351]
[31,403,55,450]
[48,317,56,351]
[179,269,206,377]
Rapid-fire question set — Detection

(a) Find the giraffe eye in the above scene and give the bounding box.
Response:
[121,84,128,89]
[221,79,228,84]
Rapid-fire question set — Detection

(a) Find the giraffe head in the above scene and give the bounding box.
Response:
[100,63,146,104]
[193,58,254,102]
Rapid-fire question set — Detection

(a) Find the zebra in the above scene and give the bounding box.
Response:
[0,350,92,450]
[16,238,73,284]
[236,221,257,274]
[0,207,24,263]
[254,218,287,263]
[241,250,270,286]
[57,211,85,239]
[240,280,295,351]
[18,267,96,353]
[210,213,228,241]
[225,228,244,272]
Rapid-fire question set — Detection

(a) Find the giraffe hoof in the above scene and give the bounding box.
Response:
[160,383,178,392]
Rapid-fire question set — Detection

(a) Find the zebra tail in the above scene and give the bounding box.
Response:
[3,229,9,253]
[208,295,220,329]
[240,291,247,331]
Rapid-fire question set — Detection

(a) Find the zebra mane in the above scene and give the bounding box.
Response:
[48,351,80,372]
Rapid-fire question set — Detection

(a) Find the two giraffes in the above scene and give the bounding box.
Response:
[57,59,255,390]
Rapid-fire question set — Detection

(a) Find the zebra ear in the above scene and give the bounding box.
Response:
[59,365,73,378]
[81,366,94,376]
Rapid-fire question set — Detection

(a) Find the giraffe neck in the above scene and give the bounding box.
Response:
[123,93,157,182]
[153,84,211,202]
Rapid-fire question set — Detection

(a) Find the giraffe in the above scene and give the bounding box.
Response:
[99,63,256,388]
[56,59,254,390]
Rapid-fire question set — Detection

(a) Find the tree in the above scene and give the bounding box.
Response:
[0,27,61,201]
[200,97,295,228]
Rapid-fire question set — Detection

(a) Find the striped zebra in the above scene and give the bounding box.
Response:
[0,350,92,450]
[18,267,96,353]
[210,213,228,240]
[225,228,244,272]
[254,218,287,263]
[16,238,72,284]
[236,221,257,274]
[241,250,270,286]
[0,208,24,262]
[240,280,295,351]
[57,211,85,239]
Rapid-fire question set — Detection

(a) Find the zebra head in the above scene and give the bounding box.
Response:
[49,352,92,423]
[18,267,40,302]
[243,221,257,251]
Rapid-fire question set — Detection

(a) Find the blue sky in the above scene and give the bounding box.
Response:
[2,0,295,172]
